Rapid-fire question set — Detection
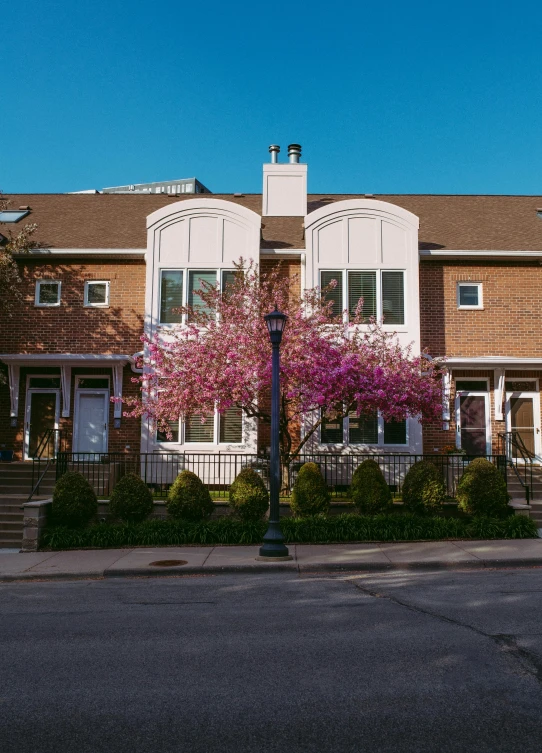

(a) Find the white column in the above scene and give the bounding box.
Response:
[61,365,72,417]
[494,369,505,421]
[112,364,124,418]
[442,370,452,430]
[8,364,20,418]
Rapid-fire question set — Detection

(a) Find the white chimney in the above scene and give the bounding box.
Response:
[262,143,307,217]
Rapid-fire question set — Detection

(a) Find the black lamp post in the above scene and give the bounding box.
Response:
[258,307,292,560]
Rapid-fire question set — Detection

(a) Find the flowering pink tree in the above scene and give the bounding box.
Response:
[125,260,443,464]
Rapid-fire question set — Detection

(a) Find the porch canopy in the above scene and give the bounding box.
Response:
[0,353,138,419]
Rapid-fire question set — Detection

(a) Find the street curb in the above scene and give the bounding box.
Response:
[3,557,542,582]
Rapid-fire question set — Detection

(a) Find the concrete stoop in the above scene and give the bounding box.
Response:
[0,463,56,549]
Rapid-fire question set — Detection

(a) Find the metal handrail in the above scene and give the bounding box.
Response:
[498,431,533,503]
[28,429,64,504]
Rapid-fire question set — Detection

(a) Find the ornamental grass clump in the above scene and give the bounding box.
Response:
[350,459,392,514]
[167,470,214,521]
[402,460,446,514]
[457,457,510,517]
[229,467,269,521]
[290,462,330,516]
[52,471,97,528]
[109,473,154,523]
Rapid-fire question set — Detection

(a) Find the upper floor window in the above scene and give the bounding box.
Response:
[35,280,61,307]
[84,281,110,307]
[321,408,407,446]
[159,268,236,324]
[320,270,405,325]
[457,282,483,309]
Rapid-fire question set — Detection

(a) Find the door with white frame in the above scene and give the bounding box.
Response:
[24,376,61,460]
[505,380,541,462]
[73,377,110,455]
[455,379,491,456]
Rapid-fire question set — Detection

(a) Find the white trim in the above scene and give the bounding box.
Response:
[20,248,145,257]
[442,371,452,428]
[0,354,131,365]
[35,280,61,307]
[112,365,123,419]
[420,250,542,259]
[60,365,71,418]
[494,368,505,421]
[444,357,542,367]
[84,280,110,307]
[260,249,304,256]
[457,281,483,310]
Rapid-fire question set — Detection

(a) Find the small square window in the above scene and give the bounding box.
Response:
[35,280,61,306]
[85,281,110,307]
[457,282,483,309]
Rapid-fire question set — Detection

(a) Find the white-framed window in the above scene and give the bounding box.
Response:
[158,268,238,325]
[84,280,110,307]
[320,269,405,325]
[156,406,243,445]
[35,280,61,307]
[320,409,408,446]
[457,282,483,309]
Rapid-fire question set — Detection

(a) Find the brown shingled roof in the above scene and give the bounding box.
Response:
[2,192,542,251]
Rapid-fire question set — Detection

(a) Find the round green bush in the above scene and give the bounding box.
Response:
[229,467,269,521]
[457,458,510,517]
[402,460,446,513]
[109,473,154,523]
[350,459,392,514]
[167,470,214,521]
[290,462,330,516]
[52,471,97,528]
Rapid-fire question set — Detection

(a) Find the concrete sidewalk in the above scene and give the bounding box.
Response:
[2,538,542,580]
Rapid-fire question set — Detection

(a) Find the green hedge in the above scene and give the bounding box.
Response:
[291,462,330,516]
[40,512,537,550]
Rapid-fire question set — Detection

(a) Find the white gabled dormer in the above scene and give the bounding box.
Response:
[262,144,307,217]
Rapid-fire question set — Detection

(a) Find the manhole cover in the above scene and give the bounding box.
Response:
[149,560,188,567]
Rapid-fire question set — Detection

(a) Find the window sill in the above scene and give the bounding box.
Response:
[457,306,484,311]
[84,303,110,308]
[35,303,61,308]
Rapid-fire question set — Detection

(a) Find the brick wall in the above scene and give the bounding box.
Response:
[0,259,145,354]
[420,260,542,358]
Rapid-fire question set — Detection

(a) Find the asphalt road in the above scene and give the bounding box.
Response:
[3,568,542,752]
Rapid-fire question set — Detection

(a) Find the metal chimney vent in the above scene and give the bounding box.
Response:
[288,144,302,164]
[269,145,280,164]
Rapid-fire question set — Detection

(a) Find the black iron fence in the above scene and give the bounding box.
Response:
[55,451,507,499]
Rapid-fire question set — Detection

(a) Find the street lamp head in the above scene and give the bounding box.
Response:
[264,306,287,344]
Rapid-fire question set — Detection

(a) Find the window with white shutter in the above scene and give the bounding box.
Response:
[381,271,405,325]
[185,414,214,443]
[219,406,243,443]
[188,270,217,316]
[348,271,376,321]
[348,410,378,444]
[320,271,343,317]
[160,270,183,324]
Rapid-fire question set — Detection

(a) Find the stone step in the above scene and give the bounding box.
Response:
[0,484,55,495]
[0,512,24,522]
[0,520,23,531]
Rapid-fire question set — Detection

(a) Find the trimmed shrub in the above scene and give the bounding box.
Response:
[52,471,97,528]
[402,460,446,513]
[350,459,392,514]
[290,462,330,516]
[167,470,214,521]
[109,473,154,523]
[457,458,510,517]
[229,468,269,521]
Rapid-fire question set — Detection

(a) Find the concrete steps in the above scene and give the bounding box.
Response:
[0,463,56,549]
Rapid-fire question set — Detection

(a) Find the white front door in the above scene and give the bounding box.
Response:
[74,391,109,454]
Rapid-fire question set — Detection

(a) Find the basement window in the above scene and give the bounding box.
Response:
[457,282,483,309]
[35,280,61,307]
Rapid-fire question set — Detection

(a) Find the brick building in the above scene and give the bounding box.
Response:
[2,145,542,462]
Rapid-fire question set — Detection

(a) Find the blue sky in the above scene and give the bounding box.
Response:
[3,0,541,195]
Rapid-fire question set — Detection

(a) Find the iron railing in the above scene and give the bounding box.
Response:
[498,431,534,503]
[29,429,65,502]
[56,451,507,500]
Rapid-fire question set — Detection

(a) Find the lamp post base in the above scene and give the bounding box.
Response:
[255,554,294,562]
[258,520,290,559]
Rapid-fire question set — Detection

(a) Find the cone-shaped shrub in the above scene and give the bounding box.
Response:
[402,460,446,514]
[350,459,392,514]
[229,467,269,521]
[457,457,510,517]
[290,462,330,516]
[52,471,97,528]
[109,473,154,523]
[167,470,214,521]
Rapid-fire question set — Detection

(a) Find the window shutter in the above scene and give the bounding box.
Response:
[219,406,243,443]
[349,410,378,444]
[348,271,376,321]
[188,270,217,316]
[160,271,183,324]
[185,414,214,443]
[320,271,343,317]
[321,410,343,443]
[381,271,404,325]
[383,418,407,444]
